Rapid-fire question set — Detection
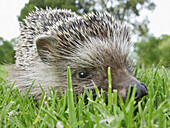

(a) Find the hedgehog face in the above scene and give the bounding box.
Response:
[70,38,147,102]
[36,36,147,102]
[34,12,147,102]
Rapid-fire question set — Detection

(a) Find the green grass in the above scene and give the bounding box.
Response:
[0,65,169,127]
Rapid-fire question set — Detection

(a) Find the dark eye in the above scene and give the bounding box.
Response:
[78,72,89,79]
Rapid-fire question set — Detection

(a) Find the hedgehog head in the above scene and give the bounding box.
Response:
[35,13,147,101]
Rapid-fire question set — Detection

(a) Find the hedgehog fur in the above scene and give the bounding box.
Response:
[16,7,78,68]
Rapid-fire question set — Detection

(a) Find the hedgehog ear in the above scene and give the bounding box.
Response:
[35,35,57,64]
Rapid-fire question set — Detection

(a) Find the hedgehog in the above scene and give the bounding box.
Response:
[10,7,148,102]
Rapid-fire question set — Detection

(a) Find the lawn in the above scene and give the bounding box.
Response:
[0,65,169,127]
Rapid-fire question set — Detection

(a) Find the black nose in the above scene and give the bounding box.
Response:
[128,82,148,101]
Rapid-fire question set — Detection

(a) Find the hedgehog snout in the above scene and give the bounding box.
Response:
[128,82,148,101]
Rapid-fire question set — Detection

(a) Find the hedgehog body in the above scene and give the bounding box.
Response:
[12,7,147,101]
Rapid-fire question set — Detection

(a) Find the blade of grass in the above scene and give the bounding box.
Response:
[2,81,15,105]
[112,89,117,114]
[67,67,77,127]
[125,86,132,106]
[108,67,112,112]
[78,94,84,128]
[23,80,35,104]
[60,92,67,115]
